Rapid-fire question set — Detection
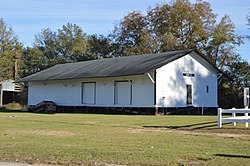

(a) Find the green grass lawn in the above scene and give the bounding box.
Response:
[0,111,249,166]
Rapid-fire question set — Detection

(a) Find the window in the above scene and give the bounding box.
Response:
[206,86,209,93]
[114,81,132,105]
[81,82,96,104]
[183,73,195,77]
[186,84,193,106]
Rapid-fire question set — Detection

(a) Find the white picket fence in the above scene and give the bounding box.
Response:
[218,108,250,128]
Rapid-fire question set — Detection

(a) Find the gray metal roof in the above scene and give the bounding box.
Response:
[18,49,217,82]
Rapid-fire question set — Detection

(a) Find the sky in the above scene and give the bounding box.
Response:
[1,0,249,63]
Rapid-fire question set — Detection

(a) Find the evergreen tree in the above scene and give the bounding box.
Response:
[0,18,22,80]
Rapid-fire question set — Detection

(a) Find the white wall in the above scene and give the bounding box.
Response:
[156,53,218,107]
[1,79,15,91]
[28,81,81,106]
[0,79,19,107]
[28,74,155,107]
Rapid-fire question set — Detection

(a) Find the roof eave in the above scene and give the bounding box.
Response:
[17,72,151,83]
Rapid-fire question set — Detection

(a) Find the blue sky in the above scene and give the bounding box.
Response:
[1,0,249,62]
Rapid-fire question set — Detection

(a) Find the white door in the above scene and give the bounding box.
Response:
[115,81,131,105]
[82,82,96,104]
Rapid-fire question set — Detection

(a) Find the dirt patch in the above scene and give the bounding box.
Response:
[30,130,76,137]
[128,128,145,134]
[0,156,63,166]
[5,129,76,137]
[127,128,250,139]
[178,157,211,166]
[174,129,250,139]
[0,161,55,166]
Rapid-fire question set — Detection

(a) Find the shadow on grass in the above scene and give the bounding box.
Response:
[143,121,218,130]
[0,108,55,114]
[0,109,24,113]
[215,154,250,159]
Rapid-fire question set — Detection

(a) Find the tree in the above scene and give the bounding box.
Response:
[0,18,22,80]
[34,28,60,65]
[20,47,45,77]
[219,59,250,108]
[20,28,60,77]
[218,14,250,107]
[111,11,157,56]
[57,23,89,62]
[112,0,243,70]
[148,0,215,52]
[201,15,243,69]
[147,0,243,71]
[34,23,89,63]
[87,34,113,58]
[21,23,92,77]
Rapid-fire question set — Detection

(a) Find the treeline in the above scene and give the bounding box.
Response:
[0,0,249,107]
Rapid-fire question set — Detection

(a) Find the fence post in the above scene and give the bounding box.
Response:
[232,107,236,126]
[218,108,222,128]
[245,112,249,127]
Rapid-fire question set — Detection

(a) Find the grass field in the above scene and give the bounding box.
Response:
[0,110,249,166]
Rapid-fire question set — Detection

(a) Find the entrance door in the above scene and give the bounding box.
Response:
[82,82,96,104]
[186,84,193,106]
[114,81,131,105]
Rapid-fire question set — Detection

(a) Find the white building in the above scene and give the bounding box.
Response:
[0,79,22,107]
[19,50,225,114]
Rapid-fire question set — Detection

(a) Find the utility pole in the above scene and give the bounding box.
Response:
[13,59,18,80]
[0,84,2,107]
